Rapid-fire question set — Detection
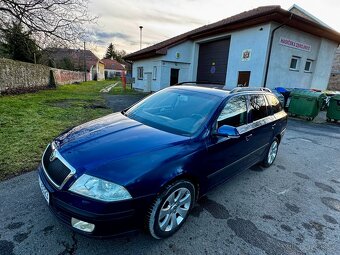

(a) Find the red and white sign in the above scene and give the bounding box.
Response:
[279,37,311,52]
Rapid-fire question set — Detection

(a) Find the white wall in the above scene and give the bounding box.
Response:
[132,59,161,91]
[224,24,272,89]
[132,41,193,92]
[266,24,337,90]
[132,22,338,92]
[311,38,338,90]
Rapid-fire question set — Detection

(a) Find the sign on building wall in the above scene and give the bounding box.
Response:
[279,37,311,52]
[241,49,252,61]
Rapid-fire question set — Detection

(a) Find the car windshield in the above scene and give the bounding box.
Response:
[125,88,221,136]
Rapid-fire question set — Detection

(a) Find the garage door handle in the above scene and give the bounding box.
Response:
[246,134,253,141]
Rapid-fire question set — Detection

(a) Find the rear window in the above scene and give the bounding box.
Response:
[249,95,269,122]
[266,94,282,114]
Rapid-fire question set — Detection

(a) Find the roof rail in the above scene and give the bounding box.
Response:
[230,87,272,94]
[176,81,224,86]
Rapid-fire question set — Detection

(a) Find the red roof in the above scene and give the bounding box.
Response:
[101,59,125,71]
[125,5,340,61]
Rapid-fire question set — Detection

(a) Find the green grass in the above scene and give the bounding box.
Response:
[109,83,145,95]
[0,80,116,181]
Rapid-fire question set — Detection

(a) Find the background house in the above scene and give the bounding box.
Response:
[43,48,105,81]
[101,58,126,79]
[125,5,340,92]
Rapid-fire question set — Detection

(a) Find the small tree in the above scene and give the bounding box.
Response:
[104,43,117,59]
[0,23,40,63]
[116,50,127,62]
[104,43,127,62]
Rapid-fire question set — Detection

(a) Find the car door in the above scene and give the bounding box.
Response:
[245,94,274,165]
[266,94,287,135]
[204,95,253,189]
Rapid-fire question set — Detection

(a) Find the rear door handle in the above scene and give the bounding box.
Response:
[246,134,253,141]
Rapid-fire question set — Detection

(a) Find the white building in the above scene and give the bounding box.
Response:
[125,5,340,92]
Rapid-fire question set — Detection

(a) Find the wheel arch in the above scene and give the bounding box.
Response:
[158,173,200,201]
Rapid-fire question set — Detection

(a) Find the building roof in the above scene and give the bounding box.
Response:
[44,48,100,72]
[101,58,125,71]
[288,4,332,30]
[125,5,340,61]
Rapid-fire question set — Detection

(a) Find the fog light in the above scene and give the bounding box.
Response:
[71,217,95,233]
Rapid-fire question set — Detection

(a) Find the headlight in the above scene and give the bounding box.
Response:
[69,174,132,202]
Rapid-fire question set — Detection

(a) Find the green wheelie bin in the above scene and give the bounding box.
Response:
[326,94,340,122]
[288,89,324,121]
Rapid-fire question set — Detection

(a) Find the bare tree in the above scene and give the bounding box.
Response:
[0,0,96,46]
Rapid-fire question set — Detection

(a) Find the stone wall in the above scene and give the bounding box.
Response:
[328,74,340,91]
[328,47,340,91]
[52,69,88,85]
[0,58,89,94]
[0,58,51,93]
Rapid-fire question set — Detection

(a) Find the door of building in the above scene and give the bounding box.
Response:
[237,71,251,87]
[145,72,152,92]
[197,38,230,84]
[170,68,179,85]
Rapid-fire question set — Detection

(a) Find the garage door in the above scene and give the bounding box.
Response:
[196,38,230,85]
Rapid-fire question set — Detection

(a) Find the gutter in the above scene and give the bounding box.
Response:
[263,13,293,87]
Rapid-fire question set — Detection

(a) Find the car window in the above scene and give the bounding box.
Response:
[126,89,221,136]
[266,94,282,114]
[249,95,269,122]
[217,96,247,128]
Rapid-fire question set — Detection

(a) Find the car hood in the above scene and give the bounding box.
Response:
[54,113,190,176]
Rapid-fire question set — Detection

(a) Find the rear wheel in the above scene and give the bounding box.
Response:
[146,180,195,239]
[262,138,279,168]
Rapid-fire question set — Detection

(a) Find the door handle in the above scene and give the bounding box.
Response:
[245,134,253,141]
[272,123,277,130]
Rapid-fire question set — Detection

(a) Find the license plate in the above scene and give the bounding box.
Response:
[39,177,50,204]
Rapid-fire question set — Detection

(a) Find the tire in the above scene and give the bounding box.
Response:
[261,138,279,168]
[146,180,195,239]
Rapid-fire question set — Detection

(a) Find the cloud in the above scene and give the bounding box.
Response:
[88,0,340,57]
[95,31,131,40]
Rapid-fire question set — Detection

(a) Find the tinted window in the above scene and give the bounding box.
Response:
[217,96,247,127]
[249,95,269,122]
[266,95,282,114]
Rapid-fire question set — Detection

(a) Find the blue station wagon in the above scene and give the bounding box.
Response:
[38,86,287,239]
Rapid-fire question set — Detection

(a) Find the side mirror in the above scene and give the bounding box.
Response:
[214,125,240,138]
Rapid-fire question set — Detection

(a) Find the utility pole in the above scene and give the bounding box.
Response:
[139,26,143,50]
[83,41,87,82]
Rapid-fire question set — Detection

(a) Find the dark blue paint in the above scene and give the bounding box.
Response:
[39,86,287,237]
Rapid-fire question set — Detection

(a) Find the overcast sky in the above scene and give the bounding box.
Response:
[87,0,340,58]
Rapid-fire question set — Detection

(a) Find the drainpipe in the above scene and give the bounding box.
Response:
[263,13,293,87]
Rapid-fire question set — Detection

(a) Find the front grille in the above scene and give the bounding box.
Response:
[43,144,71,187]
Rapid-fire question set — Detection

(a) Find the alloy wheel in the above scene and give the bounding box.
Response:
[158,187,191,232]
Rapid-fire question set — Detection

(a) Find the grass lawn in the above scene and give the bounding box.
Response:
[0,80,125,181]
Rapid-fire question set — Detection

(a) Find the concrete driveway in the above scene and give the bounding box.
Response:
[0,119,339,255]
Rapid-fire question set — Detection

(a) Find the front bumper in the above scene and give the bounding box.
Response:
[38,166,155,238]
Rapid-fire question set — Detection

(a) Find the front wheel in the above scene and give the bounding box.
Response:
[146,180,195,239]
[262,138,279,168]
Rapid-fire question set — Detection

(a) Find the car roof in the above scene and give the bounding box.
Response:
[168,85,275,99]
[169,85,229,98]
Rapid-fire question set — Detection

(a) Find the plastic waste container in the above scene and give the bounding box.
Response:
[326,94,340,121]
[288,89,324,120]
[275,87,292,108]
